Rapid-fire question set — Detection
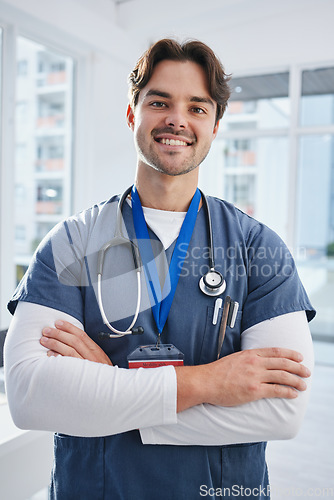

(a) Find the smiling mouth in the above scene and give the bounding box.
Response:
[155,138,192,146]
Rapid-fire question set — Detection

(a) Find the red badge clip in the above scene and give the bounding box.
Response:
[127,344,184,369]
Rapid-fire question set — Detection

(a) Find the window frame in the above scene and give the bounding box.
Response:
[0,10,91,329]
[213,61,334,250]
[204,61,334,344]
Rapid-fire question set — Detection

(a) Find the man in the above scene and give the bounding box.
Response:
[5,39,315,499]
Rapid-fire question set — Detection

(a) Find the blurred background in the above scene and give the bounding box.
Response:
[0,0,333,498]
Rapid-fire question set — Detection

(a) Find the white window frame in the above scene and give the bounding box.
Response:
[0,6,93,329]
[216,61,334,252]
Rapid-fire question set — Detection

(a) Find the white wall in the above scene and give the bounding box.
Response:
[73,50,137,211]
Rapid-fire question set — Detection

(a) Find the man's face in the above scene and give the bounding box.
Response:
[127,59,220,177]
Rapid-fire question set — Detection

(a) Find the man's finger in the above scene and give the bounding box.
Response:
[41,324,113,365]
[263,356,311,378]
[54,320,100,351]
[47,350,61,358]
[54,320,87,340]
[41,326,91,358]
[263,369,308,391]
[255,347,304,362]
[259,383,300,400]
[41,335,83,359]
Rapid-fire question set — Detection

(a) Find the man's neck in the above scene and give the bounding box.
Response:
[135,166,199,212]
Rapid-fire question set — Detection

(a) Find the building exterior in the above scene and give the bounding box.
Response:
[14,37,74,283]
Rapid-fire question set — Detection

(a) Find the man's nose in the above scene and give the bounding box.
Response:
[164,107,187,129]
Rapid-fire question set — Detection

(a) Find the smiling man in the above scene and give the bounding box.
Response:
[5,39,315,499]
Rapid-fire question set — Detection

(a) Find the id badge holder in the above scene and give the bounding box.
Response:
[127,344,184,369]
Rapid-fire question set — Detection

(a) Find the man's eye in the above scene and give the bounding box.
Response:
[192,107,205,114]
[151,102,167,108]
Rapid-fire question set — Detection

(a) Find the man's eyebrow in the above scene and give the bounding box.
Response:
[143,89,171,99]
[189,96,215,108]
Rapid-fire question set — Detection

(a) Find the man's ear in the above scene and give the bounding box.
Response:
[212,120,220,140]
[126,104,135,130]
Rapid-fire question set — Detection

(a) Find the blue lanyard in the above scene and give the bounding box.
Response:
[131,185,201,335]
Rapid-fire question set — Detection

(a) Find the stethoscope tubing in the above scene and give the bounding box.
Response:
[97,186,226,338]
[97,270,142,336]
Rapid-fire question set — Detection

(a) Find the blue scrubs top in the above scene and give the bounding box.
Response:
[8,195,315,500]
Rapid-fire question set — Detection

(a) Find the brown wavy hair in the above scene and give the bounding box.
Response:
[128,38,231,124]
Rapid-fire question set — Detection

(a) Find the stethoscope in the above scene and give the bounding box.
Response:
[98,186,226,338]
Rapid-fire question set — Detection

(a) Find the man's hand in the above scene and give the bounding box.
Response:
[175,347,311,412]
[40,321,112,366]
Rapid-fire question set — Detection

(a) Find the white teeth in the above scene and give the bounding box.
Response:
[160,138,188,146]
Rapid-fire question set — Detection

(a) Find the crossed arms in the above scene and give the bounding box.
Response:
[4,301,313,444]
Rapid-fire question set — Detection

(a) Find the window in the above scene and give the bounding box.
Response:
[300,67,334,127]
[14,37,74,279]
[200,66,334,347]
[296,68,334,344]
[15,225,26,241]
[17,59,28,76]
[221,72,290,131]
[297,135,334,258]
[296,136,334,341]
[225,174,256,215]
[209,73,291,239]
[0,18,77,344]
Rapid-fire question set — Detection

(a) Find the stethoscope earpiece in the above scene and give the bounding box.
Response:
[199,269,226,297]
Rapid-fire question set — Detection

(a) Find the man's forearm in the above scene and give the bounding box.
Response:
[175,347,309,412]
[140,311,314,446]
[5,302,177,436]
[173,364,207,412]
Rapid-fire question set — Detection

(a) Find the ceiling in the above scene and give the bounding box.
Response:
[73,0,333,78]
[111,0,318,48]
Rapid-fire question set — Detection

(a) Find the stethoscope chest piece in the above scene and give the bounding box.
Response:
[199,268,226,297]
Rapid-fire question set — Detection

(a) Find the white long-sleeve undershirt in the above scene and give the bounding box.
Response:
[140,310,314,445]
[4,302,313,444]
[4,301,177,437]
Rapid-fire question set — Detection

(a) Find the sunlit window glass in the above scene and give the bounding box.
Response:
[300,67,334,127]
[14,37,74,282]
[222,138,257,216]
[201,136,289,240]
[296,135,334,340]
[222,72,290,130]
